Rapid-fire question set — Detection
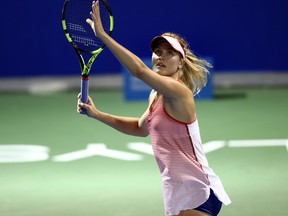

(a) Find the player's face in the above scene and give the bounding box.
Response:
[152,41,183,78]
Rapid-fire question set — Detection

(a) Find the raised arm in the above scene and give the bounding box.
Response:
[86,1,196,124]
[86,1,190,100]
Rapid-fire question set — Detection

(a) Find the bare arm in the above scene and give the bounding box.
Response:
[78,96,149,137]
[93,112,148,137]
[86,1,190,100]
[86,1,195,123]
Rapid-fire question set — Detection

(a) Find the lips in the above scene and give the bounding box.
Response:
[156,63,166,67]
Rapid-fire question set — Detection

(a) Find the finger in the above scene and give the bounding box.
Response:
[92,1,97,14]
[86,17,97,36]
[92,0,100,17]
[77,102,82,112]
[79,102,89,110]
[77,108,82,114]
[77,103,82,113]
[95,1,100,16]
[86,18,93,26]
[87,96,95,106]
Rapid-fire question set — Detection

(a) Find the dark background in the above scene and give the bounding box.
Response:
[1,0,287,77]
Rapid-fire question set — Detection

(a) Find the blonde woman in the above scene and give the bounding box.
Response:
[78,1,231,215]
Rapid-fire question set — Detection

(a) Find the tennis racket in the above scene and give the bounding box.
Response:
[62,0,114,114]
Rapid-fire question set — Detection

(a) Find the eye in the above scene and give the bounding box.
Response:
[167,50,175,56]
[154,48,162,56]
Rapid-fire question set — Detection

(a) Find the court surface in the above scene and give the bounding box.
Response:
[0,87,287,216]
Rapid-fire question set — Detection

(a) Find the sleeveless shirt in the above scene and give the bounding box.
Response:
[146,97,231,215]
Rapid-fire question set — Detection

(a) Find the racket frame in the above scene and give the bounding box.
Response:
[61,0,114,114]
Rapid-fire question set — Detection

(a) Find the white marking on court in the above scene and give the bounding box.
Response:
[0,145,49,163]
[202,141,226,153]
[2,139,287,164]
[52,143,143,162]
[228,139,288,152]
[87,144,143,161]
[127,142,154,155]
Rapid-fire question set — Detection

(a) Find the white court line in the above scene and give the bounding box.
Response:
[127,142,154,155]
[0,145,49,163]
[53,143,143,162]
[202,141,226,153]
[228,139,288,152]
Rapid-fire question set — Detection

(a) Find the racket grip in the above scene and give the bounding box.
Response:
[80,76,89,115]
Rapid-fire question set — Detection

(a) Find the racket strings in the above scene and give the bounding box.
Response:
[72,35,100,47]
[64,0,111,52]
[67,23,86,33]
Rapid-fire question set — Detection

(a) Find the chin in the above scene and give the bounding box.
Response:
[154,67,164,74]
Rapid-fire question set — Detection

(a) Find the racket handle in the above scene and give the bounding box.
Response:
[80,76,89,115]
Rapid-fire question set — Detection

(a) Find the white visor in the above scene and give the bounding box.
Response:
[150,35,186,59]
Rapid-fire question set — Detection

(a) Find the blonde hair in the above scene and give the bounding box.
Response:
[162,32,211,95]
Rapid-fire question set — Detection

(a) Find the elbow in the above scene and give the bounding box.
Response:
[138,131,149,137]
[132,128,149,137]
[135,126,149,137]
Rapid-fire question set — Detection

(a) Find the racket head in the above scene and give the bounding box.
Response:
[62,0,114,54]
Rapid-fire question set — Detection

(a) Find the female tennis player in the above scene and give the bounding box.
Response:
[78,1,231,215]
